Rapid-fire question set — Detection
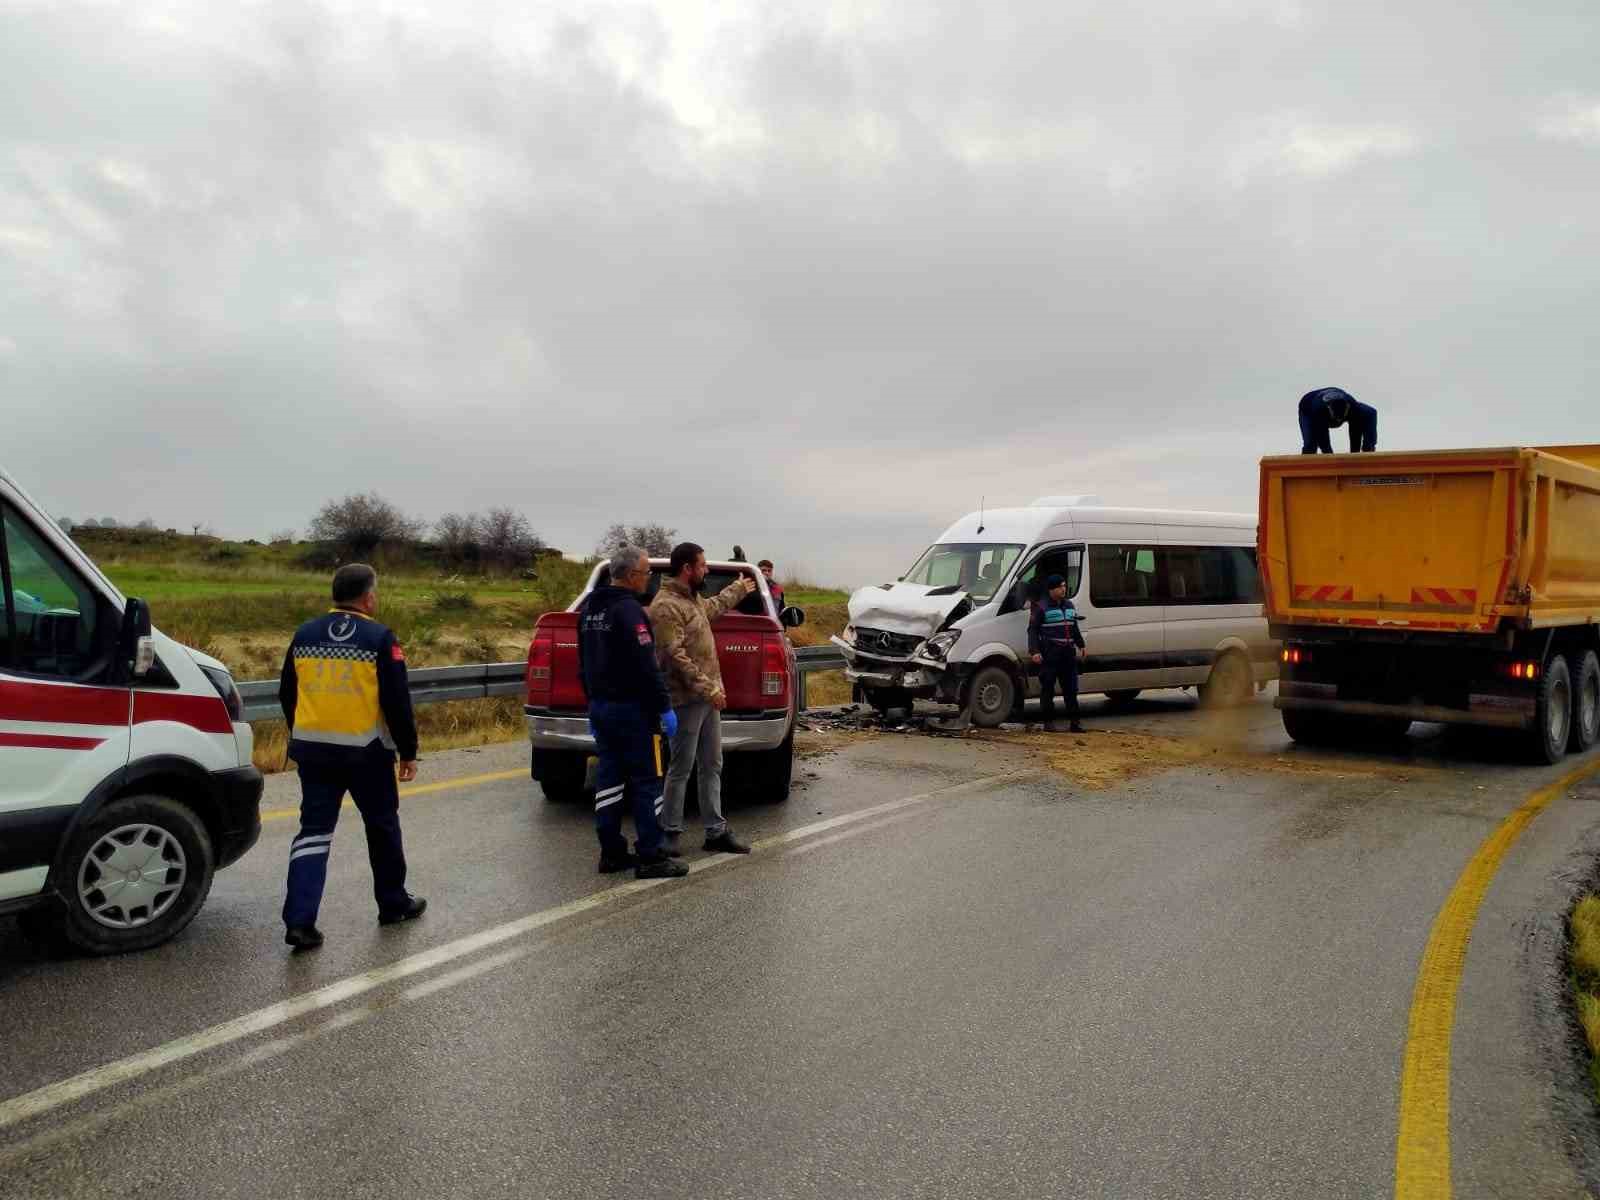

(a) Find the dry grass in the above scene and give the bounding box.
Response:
[251,697,528,773]
[1570,894,1600,1101]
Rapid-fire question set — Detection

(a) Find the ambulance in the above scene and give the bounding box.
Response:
[0,468,262,954]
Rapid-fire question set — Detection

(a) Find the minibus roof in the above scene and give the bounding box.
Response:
[931,505,1256,546]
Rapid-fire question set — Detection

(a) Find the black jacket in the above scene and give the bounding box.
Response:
[1299,388,1377,453]
[1028,600,1087,657]
[576,586,672,715]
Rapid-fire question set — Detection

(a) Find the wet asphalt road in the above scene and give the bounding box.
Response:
[3,690,1600,1199]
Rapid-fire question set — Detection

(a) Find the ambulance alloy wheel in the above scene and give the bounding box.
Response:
[56,795,216,955]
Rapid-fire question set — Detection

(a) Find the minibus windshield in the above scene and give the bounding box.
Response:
[901,543,1023,604]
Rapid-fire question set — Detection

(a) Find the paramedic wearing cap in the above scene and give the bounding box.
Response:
[578,545,687,880]
[1299,386,1377,454]
[1029,574,1087,733]
[277,563,425,952]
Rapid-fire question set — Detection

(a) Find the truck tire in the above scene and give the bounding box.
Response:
[1104,689,1141,707]
[1201,651,1254,708]
[1282,707,1337,745]
[1531,654,1573,765]
[966,664,1016,728]
[51,794,216,956]
[1570,650,1600,754]
[533,749,589,803]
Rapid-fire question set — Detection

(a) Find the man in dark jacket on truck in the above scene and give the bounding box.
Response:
[1029,573,1087,733]
[577,545,686,879]
[1299,386,1377,453]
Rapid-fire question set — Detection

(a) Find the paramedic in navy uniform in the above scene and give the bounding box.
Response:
[277,563,426,951]
[577,545,688,879]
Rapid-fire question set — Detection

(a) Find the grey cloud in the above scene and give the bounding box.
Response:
[2,1,1597,586]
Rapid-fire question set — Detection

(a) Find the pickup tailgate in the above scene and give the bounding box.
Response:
[1259,448,1524,633]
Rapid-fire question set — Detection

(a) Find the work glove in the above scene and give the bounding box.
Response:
[661,709,679,739]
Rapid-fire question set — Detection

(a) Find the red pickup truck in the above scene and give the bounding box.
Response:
[525,559,806,803]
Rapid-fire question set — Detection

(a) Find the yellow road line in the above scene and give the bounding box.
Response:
[1394,756,1600,1199]
[259,768,528,824]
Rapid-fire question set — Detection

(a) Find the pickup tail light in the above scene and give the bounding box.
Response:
[527,630,555,704]
[761,635,787,700]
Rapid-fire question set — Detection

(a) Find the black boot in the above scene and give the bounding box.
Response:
[378,895,428,925]
[636,856,689,880]
[598,850,638,874]
[284,925,324,951]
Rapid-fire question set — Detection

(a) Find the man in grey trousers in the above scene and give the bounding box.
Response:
[650,541,757,855]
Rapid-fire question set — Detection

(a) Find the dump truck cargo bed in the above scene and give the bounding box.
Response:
[1259,445,1600,635]
[1261,444,1600,764]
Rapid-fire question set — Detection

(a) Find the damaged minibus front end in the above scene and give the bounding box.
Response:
[830,582,973,709]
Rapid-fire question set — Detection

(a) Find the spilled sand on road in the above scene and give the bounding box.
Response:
[975,713,1441,791]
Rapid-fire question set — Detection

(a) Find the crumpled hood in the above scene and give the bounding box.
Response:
[846,582,970,639]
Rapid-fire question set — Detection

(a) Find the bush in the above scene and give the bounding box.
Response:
[308,492,423,559]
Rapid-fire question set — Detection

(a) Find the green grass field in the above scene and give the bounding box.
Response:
[73,528,852,769]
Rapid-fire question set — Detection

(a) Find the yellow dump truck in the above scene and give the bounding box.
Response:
[1259,445,1600,763]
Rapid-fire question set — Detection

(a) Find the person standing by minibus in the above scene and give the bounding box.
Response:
[1029,573,1087,733]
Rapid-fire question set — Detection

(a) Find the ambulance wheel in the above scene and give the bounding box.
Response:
[533,749,589,803]
[966,665,1015,729]
[55,794,216,956]
[1530,654,1573,765]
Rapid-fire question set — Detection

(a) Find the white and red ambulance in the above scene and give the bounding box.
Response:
[1,468,262,954]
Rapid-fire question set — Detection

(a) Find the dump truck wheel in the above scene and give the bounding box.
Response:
[1282,707,1336,745]
[1531,654,1573,765]
[966,665,1015,728]
[1571,650,1600,754]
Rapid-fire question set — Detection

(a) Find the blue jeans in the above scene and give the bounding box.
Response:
[589,700,666,861]
[283,751,408,928]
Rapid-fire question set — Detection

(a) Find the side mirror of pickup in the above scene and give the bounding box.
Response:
[780,606,806,629]
[118,597,156,679]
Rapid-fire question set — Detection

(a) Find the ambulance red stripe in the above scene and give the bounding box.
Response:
[0,732,107,751]
[0,680,232,734]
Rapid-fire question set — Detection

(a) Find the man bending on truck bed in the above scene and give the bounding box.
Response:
[1299,386,1377,453]
[578,546,686,879]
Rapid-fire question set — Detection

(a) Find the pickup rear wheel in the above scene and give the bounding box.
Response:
[1570,650,1600,754]
[966,664,1016,729]
[1530,654,1572,765]
[533,749,589,803]
[749,733,795,803]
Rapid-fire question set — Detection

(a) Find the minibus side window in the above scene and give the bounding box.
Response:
[1006,546,1084,612]
[0,506,103,680]
[1088,544,1161,607]
[1228,548,1264,603]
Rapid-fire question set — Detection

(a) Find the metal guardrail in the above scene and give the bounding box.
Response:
[239,646,848,722]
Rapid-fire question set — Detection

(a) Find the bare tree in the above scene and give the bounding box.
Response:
[433,512,484,565]
[136,518,158,531]
[308,492,423,558]
[480,507,545,570]
[596,522,677,558]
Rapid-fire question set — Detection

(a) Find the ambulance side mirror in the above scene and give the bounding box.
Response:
[119,597,155,679]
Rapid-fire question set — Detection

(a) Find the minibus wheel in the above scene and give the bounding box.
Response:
[965,664,1015,728]
[56,794,216,955]
[1201,651,1254,708]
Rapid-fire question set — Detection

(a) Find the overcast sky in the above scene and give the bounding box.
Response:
[3,0,1597,587]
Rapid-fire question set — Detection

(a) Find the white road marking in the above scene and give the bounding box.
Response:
[0,772,1016,1133]
[782,811,921,858]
